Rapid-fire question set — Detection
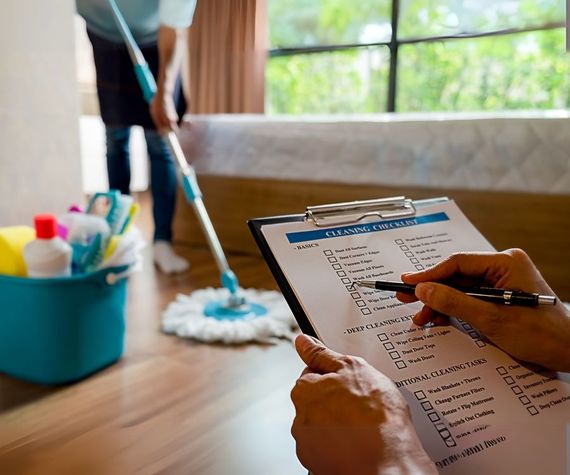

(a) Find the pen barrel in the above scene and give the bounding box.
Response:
[465,291,539,307]
[374,281,416,293]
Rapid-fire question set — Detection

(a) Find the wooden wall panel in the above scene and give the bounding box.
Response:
[174,175,570,300]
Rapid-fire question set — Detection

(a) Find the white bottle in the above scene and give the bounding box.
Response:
[23,214,72,278]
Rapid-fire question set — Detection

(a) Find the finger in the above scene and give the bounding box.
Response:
[300,366,316,377]
[168,111,180,132]
[169,120,179,133]
[415,282,502,335]
[396,291,418,304]
[433,314,450,326]
[295,334,344,374]
[402,252,508,285]
[290,373,323,419]
[412,305,436,326]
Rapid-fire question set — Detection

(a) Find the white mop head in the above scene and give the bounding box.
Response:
[161,287,298,344]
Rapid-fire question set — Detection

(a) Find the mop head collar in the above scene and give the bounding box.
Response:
[162,287,297,344]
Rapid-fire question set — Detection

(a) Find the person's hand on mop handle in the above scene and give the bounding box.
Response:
[398,249,570,372]
[150,90,179,134]
[149,26,183,134]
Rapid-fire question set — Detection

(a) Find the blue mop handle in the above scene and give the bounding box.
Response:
[107,0,157,103]
[106,0,241,296]
[134,63,157,104]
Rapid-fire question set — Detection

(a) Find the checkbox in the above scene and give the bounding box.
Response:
[519,395,531,405]
[346,284,354,291]
[415,265,425,270]
[421,401,433,411]
[361,308,371,315]
[395,360,407,369]
[342,278,351,284]
[399,245,409,251]
[350,292,361,300]
[405,252,414,257]
[462,323,472,330]
[377,333,388,342]
[332,263,342,270]
[336,270,347,277]
[414,390,427,400]
[496,366,507,376]
[503,376,515,385]
[328,257,338,263]
[475,340,486,348]
[428,412,440,422]
[388,351,401,360]
[395,239,404,245]
[323,250,333,256]
[355,300,366,308]
[383,342,395,350]
[511,386,523,395]
[434,422,446,432]
[443,436,457,448]
[410,258,419,264]
[527,406,539,416]
[468,330,479,338]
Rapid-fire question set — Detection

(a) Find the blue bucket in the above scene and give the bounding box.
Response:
[0,266,129,385]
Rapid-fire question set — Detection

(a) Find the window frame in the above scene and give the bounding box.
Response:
[268,0,565,112]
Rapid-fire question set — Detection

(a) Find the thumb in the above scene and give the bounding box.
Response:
[415,283,502,336]
[295,334,344,374]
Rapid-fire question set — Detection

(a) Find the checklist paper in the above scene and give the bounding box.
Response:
[261,200,570,474]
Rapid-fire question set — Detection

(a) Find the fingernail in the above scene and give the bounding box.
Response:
[415,283,434,301]
[295,334,319,350]
[306,334,321,345]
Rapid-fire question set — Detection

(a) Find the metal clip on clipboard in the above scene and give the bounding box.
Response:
[305,196,449,227]
[305,196,415,227]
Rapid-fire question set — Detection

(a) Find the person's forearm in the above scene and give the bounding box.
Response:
[156,25,185,95]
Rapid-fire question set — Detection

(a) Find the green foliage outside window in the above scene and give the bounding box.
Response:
[269,0,391,47]
[267,48,389,114]
[266,0,569,114]
[398,29,570,111]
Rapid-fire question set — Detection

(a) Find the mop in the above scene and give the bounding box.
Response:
[107,0,296,343]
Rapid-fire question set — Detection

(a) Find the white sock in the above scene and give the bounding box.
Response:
[153,241,189,274]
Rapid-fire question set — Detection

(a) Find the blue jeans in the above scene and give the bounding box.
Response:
[105,126,177,242]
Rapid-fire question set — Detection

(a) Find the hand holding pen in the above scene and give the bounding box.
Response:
[356,280,556,307]
[379,250,570,372]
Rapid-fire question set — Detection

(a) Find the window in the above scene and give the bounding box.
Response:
[267,0,568,113]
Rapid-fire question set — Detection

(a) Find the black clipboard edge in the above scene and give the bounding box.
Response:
[248,215,318,338]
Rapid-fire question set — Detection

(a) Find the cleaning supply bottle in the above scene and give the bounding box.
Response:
[0,226,35,276]
[23,215,72,278]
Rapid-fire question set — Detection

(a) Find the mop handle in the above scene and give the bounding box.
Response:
[106,0,156,103]
[106,0,240,294]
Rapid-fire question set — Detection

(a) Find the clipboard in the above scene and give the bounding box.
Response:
[249,196,570,474]
[248,196,448,336]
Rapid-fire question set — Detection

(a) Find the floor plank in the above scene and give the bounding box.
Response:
[0,243,305,475]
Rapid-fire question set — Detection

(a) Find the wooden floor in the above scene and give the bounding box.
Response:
[0,203,306,474]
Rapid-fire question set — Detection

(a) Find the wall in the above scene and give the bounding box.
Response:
[0,0,83,225]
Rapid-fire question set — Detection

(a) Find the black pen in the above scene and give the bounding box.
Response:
[354,280,557,307]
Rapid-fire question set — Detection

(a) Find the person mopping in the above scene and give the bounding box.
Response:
[76,0,197,274]
[100,0,296,343]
